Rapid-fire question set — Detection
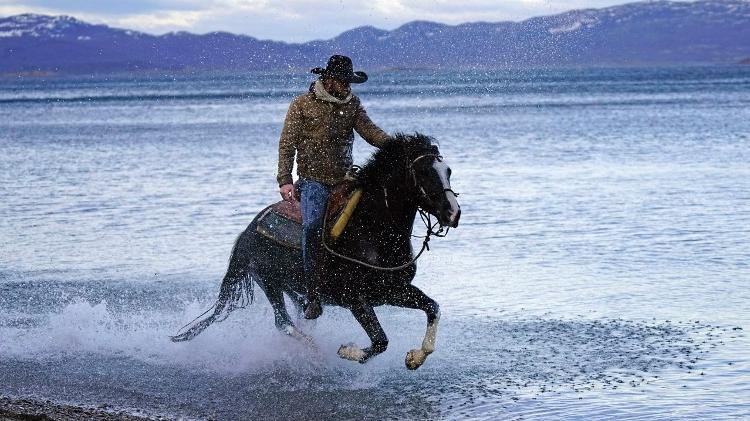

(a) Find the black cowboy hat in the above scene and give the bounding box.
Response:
[311,55,368,84]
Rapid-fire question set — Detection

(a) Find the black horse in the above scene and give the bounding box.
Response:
[172,133,461,369]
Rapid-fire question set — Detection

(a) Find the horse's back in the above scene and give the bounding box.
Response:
[252,180,359,251]
[236,203,305,293]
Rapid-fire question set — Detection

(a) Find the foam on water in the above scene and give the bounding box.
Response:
[1,296,346,373]
[2,66,749,419]
[0,281,740,420]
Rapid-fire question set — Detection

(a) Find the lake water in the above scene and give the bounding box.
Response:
[1,66,749,419]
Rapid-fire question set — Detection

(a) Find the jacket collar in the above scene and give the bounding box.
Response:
[313,80,352,104]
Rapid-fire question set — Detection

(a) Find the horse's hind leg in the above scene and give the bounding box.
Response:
[257,282,315,347]
[386,284,440,370]
[287,291,306,318]
[338,298,388,364]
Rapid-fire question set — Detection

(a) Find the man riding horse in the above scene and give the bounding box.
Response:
[277,55,392,319]
[172,56,461,369]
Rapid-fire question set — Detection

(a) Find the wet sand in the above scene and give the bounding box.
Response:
[0,397,158,421]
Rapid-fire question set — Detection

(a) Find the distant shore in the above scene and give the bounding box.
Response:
[0,396,157,421]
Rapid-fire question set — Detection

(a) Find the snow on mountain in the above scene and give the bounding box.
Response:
[0,13,145,39]
[548,16,599,34]
[1,0,749,73]
[0,14,81,38]
[545,0,750,34]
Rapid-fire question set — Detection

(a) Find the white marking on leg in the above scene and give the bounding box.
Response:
[406,311,440,370]
[422,311,440,354]
[284,325,318,350]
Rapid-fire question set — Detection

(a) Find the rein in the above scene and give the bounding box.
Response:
[320,152,456,272]
[320,202,449,271]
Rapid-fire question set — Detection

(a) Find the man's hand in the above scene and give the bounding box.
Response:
[280,183,296,202]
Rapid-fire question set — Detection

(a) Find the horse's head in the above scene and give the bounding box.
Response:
[360,133,461,228]
[399,134,461,228]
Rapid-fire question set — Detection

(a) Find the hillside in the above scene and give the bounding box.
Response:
[1,0,749,74]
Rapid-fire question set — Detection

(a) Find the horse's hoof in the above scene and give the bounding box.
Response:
[338,344,366,362]
[405,349,427,370]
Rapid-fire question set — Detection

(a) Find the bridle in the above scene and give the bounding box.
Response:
[408,152,459,254]
[321,150,459,271]
[410,152,460,206]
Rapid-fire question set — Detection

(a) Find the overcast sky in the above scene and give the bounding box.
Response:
[0,0,684,42]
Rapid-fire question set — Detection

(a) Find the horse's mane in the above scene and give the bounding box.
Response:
[358,132,437,190]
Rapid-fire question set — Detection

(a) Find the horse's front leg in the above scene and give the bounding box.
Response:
[338,298,388,363]
[387,284,440,370]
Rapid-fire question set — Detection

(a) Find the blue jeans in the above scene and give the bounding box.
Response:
[299,177,332,299]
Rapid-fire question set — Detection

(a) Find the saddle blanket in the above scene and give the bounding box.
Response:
[256,181,359,249]
[256,204,303,249]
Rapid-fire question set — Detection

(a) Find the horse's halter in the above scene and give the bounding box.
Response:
[400,150,460,249]
[384,150,459,211]
[408,152,460,207]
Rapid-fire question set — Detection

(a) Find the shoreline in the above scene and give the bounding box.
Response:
[0,396,160,421]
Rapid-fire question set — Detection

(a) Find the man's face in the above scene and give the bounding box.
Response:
[323,77,351,98]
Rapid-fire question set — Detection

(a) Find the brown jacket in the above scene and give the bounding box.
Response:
[276,81,390,186]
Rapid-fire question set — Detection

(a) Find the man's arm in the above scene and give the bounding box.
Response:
[277,98,302,187]
[354,103,391,148]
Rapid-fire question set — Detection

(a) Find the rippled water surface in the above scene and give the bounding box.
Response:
[1,67,749,419]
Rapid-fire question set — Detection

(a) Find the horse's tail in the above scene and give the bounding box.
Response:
[170,235,256,342]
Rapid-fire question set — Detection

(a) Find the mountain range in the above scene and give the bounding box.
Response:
[1,0,749,74]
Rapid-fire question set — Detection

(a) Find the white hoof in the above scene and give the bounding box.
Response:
[405,349,428,370]
[338,344,366,362]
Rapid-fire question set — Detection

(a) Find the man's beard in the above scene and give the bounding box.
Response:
[330,88,350,100]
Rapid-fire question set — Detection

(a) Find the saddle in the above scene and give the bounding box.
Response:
[256,179,361,250]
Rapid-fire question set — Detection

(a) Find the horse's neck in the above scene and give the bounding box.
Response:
[356,171,417,239]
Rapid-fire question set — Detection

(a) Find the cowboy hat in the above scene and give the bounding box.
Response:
[310,55,368,84]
